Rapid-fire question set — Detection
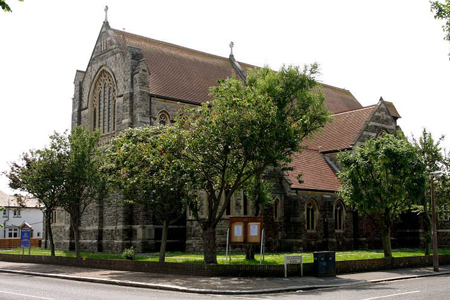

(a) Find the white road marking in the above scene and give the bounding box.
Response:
[360,291,421,300]
[0,290,54,300]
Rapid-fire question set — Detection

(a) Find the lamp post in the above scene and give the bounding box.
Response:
[430,171,443,272]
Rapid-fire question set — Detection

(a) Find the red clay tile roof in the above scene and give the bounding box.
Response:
[110,28,363,112]
[111,29,256,103]
[320,84,362,113]
[301,105,376,152]
[287,149,341,191]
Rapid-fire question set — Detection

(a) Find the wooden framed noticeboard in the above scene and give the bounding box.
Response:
[230,222,244,243]
[229,217,263,245]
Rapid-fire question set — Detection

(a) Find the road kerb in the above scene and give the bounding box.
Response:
[0,268,449,295]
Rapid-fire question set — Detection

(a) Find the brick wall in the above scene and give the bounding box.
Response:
[0,253,448,277]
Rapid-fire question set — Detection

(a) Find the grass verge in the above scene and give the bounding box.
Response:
[1,247,450,264]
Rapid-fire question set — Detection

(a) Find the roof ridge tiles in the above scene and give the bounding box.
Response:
[111,28,258,69]
[319,82,349,91]
[332,105,376,116]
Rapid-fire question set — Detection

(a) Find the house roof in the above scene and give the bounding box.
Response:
[109,28,362,113]
[302,105,377,152]
[287,149,341,191]
[0,191,9,203]
[0,192,41,209]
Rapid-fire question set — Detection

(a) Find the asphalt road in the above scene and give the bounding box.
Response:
[0,273,448,300]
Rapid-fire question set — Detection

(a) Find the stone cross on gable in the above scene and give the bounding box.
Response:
[104,6,109,23]
[229,41,234,56]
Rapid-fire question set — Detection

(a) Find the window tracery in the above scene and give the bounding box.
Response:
[158,111,170,126]
[91,70,116,135]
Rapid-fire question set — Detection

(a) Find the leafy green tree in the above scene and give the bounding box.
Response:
[241,172,273,259]
[5,147,65,256]
[50,126,105,259]
[1,0,23,12]
[431,0,450,56]
[104,126,196,262]
[338,134,426,258]
[412,129,450,255]
[179,65,330,264]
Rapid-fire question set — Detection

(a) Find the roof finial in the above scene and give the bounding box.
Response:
[104,5,109,23]
[229,41,234,56]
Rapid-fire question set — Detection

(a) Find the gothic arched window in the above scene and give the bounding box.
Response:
[334,200,345,231]
[91,70,116,135]
[158,111,170,126]
[306,199,318,231]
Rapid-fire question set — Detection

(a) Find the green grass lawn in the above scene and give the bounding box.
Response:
[1,247,450,265]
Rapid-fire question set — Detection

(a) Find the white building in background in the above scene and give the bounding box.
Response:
[0,191,43,239]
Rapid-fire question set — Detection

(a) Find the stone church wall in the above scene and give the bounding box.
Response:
[62,25,450,255]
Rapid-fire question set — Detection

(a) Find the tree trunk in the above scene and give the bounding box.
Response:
[45,211,55,256]
[203,227,217,264]
[381,227,393,258]
[44,211,49,250]
[245,245,255,260]
[423,197,432,256]
[159,219,169,262]
[70,218,81,260]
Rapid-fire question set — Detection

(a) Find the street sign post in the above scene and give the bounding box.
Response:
[284,256,303,278]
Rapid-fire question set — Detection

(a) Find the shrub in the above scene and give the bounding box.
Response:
[122,246,136,260]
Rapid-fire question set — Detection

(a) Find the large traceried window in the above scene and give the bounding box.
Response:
[91,70,116,135]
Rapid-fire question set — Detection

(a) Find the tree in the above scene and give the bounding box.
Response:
[338,134,426,258]
[5,147,64,256]
[51,126,105,259]
[179,65,331,264]
[412,129,450,255]
[1,0,23,12]
[104,126,196,262]
[431,0,450,54]
[241,173,273,260]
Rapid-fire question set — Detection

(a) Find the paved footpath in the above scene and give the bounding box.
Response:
[0,261,449,295]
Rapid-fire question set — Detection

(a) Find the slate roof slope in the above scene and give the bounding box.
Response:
[110,28,362,112]
[287,150,341,191]
[301,105,377,152]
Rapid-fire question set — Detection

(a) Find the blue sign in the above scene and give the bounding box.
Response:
[21,229,31,248]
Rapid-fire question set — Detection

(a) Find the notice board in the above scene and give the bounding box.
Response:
[229,217,263,244]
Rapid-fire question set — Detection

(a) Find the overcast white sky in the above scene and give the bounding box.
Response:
[0,0,449,194]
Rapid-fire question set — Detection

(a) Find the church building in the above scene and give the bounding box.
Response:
[52,15,444,254]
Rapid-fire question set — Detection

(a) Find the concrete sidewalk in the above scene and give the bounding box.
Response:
[0,261,449,295]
